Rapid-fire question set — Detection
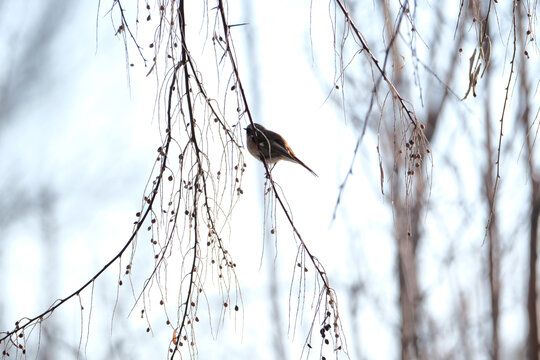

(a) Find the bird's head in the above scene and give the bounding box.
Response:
[244,123,265,137]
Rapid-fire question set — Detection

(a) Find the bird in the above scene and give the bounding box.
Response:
[245,123,318,177]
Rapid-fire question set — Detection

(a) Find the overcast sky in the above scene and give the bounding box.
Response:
[1,0,537,359]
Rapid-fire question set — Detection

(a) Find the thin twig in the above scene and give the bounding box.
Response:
[0,86,173,347]
[483,0,517,245]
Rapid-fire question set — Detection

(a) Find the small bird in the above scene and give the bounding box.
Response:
[245,123,318,176]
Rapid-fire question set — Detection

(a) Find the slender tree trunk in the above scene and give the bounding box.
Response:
[522,51,539,360]
[523,81,539,360]
[528,194,539,360]
[241,2,288,357]
[377,0,423,354]
[39,187,59,359]
[483,66,500,360]
[397,217,421,360]
[488,220,500,360]
[516,4,539,358]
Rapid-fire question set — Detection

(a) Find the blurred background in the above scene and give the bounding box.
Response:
[0,0,538,359]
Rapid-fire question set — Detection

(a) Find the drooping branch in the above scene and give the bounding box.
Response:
[0,65,174,355]
[483,0,518,244]
[331,0,428,219]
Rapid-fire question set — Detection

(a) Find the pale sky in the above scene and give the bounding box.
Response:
[1,0,536,359]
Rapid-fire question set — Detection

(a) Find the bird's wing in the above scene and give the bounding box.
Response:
[265,130,297,157]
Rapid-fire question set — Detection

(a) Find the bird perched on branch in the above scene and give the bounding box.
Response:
[245,123,318,177]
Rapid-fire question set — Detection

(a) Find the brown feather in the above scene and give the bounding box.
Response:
[245,123,318,176]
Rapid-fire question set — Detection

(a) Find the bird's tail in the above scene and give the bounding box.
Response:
[292,156,318,177]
